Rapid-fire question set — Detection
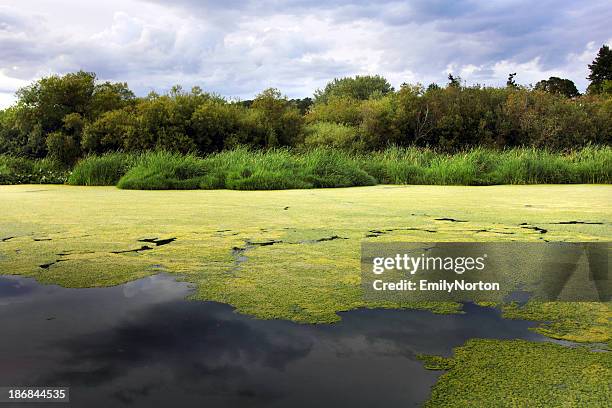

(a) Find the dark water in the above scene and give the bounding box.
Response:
[0,274,549,408]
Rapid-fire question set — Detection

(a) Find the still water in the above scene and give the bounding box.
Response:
[0,274,548,407]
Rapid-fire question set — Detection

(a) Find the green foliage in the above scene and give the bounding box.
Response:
[15,71,96,137]
[535,76,580,97]
[358,94,400,149]
[0,155,67,184]
[45,131,80,166]
[250,88,304,147]
[4,71,136,159]
[1,69,611,164]
[89,81,135,118]
[113,147,376,190]
[191,100,244,152]
[447,73,461,88]
[117,151,208,190]
[587,44,612,93]
[501,88,605,149]
[82,108,138,153]
[306,95,362,126]
[68,153,136,186]
[314,75,393,103]
[68,146,609,189]
[300,148,376,187]
[5,145,611,188]
[303,122,362,150]
[123,88,205,153]
[367,146,611,185]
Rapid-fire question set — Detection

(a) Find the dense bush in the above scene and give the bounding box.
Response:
[303,122,362,150]
[0,155,68,184]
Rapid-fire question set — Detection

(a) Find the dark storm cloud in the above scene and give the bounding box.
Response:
[0,0,610,106]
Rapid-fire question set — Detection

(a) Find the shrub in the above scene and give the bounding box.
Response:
[46,131,80,165]
[303,122,362,150]
[0,155,67,184]
[82,109,138,153]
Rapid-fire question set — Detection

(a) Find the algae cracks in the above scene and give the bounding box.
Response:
[420,339,612,407]
[0,184,610,328]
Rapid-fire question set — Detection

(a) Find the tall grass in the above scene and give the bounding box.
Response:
[8,146,611,189]
[365,146,611,185]
[116,151,210,190]
[68,152,136,186]
[115,148,376,190]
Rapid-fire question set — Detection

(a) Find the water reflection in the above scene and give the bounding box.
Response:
[0,275,547,407]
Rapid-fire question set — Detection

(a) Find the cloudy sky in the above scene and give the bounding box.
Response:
[0,0,610,107]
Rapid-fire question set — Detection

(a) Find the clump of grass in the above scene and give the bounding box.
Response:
[117,151,209,190]
[300,148,376,187]
[115,147,376,190]
[68,152,137,186]
[207,148,310,190]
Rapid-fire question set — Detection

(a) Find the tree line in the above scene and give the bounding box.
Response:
[0,45,611,165]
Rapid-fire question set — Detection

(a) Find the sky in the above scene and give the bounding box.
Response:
[0,0,610,108]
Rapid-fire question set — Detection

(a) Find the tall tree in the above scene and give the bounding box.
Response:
[447,73,461,88]
[587,44,612,94]
[506,73,518,88]
[314,75,393,103]
[534,77,580,98]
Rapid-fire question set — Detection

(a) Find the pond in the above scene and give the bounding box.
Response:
[0,274,551,408]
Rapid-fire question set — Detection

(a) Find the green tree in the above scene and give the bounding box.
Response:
[447,74,461,88]
[359,94,400,149]
[289,97,313,114]
[251,88,303,147]
[0,107,25,155]
[587,45,612,94]
[534,77,580,98]
[15,71,96,134]
[314,75,393,103]
[506,73,518,88]
[305,95,362,126]
[46,131,80,165]
[396,83,432,145]
[191,100,244,152]
[11,71,136,158]
[90,82,136,118]
[82,109,138,153]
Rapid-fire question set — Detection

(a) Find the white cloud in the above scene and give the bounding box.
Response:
[0,0,610,108]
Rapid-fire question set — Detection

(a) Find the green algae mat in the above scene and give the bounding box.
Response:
[1,184,611,406]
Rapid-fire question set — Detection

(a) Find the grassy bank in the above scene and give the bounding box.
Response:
[1,146,610,189]
[61,146,612,189]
